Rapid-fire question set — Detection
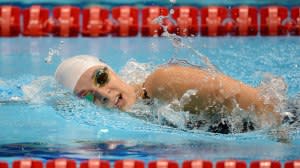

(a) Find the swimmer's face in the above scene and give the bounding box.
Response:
[74,65,137,111]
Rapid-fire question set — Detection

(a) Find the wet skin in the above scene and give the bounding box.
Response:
[74,65,137,111]
[74,64,281,127]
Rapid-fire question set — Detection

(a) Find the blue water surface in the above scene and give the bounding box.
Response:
[0,36,300,163]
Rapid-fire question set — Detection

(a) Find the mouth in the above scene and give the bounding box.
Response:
[114,93,123,108]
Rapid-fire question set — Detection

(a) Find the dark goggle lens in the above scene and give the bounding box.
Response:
[94,68,109,87]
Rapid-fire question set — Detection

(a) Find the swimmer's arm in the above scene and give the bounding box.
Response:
[144,65,281,125]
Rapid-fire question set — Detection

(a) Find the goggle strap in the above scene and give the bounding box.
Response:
[85,92,95,102]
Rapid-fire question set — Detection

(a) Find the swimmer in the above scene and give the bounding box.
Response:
[55,55,283,132]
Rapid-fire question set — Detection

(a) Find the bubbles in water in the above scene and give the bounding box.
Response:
[45,41,64,64]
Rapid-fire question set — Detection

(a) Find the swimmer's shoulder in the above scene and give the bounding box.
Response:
[143,65,209,100]
[148,64,207,77]
[145,65,208,85]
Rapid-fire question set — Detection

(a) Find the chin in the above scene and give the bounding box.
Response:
[115,104,127,112]
[119,107,127,111]
[120,100,135,111]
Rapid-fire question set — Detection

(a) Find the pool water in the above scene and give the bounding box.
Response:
[0,36,300,163]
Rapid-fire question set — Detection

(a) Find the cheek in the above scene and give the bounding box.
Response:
[111,83,127,93]
[109,76,126,88]
[108,73,133,93]
[111,81,134,97]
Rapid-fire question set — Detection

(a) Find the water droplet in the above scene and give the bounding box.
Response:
[100,129,109,133]
[45,41,64,64]
[169,9,174,15]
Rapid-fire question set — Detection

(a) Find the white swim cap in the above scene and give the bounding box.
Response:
[55,55,109,92]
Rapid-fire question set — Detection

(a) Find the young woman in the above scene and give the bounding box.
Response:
[55,55,283,133]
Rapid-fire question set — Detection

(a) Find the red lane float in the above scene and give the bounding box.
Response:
[141,6,174,36]
[13,160,43,168]
[231,6,258,36]
[182,160,213,168]
[0,162,8,168]
[200,6,228,36]
[148,160,178,168]
[216,160,247,168]
[80,160,110,168]
[0,5,20,36]
[52,6,80,37]
[260,6,288,36]
[290,7,300,35]
[250,161,281,168]
[285,160,300,168]
[46,159,76,168]
[23,5,50,36]
[173,6,199,36]
[112,6,139,36]
[82,6,111,37]
[115,160,144,168]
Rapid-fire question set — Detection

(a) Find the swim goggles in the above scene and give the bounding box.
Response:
[81,67,110,102]
[93,67,109,87]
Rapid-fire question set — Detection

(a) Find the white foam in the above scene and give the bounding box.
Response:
[119,59,153,85]
[258,73,288,113]
[22,76,57,104]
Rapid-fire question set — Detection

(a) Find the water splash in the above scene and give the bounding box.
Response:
[119,59,153,85]
[258,73,288,113]
[152,10,218,72]
[45,40,64,64]
[21,76,59,104]
[0,76,34,103]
